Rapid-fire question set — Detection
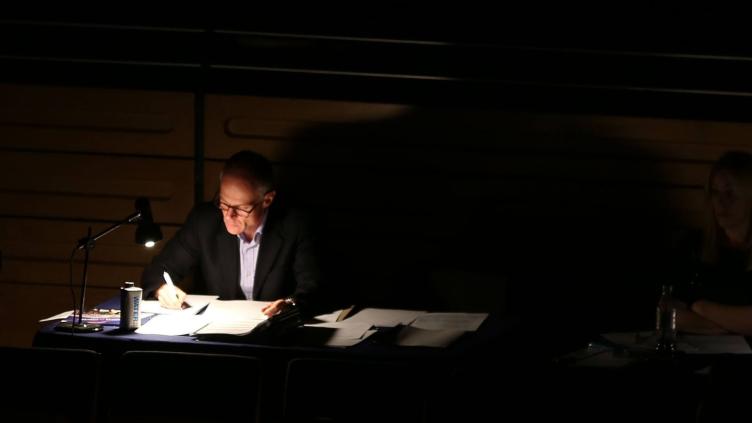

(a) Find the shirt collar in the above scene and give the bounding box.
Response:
[238,209,268,243]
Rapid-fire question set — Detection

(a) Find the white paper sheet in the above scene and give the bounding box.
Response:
[346,308,427,327]
[307,309,346,324]
[39,310,74,322]
[304,321,372,339]
[199,300,269,321]
[395,326,466,347]
[191,300,270,335]
[410,312,488,332]
[135,314,211,336]
[324,329,377,347]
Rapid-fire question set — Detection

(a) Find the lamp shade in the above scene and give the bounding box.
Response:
[134,197,163,247]
[135,221,162,247]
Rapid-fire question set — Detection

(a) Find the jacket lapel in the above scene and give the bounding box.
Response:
[253,214,283,300]
[218,230,243,299]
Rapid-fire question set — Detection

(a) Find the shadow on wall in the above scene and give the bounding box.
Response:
[273,106,681,351]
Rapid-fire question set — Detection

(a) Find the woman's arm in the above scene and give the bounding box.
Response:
[673,299,729,334]
[676,307,730,335]
[690,300,752,335]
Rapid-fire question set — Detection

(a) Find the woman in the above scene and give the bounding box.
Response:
[677,151,752,335]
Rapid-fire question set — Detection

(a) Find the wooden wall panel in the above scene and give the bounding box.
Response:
[0,219,180,274]
[207,95,752,162]
[203,94,752,328]
[2,258,146,288]
[0,84,194,157]
[4,86,752,348]
[0,284,115,347]
[0,84,194,347]
[204,95,409,160]
[0,151,193,223]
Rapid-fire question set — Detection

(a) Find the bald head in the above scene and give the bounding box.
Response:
[221,150,276,195]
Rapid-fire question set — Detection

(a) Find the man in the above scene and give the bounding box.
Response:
[141,150,324,317]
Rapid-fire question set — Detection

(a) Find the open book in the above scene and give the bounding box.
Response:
[193,301,305,343]
[191,300,269,335]
[194,304,374,346]
[135,299,268,336]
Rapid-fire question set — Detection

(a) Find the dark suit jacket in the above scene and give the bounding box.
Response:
[141,202,324,312]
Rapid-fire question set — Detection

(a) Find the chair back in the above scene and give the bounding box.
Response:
[0,346,101,423]
[284,357,434,423]
[107,350,261,423]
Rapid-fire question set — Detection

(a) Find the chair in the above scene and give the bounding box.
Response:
[106,350,261,423]
[0,346,101,423]
[283,357,437,423]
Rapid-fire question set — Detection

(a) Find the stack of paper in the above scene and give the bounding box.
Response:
[340,308,489,348]
[136,299,270,336]
[395,312,488,347]
[345,308,427,327]
[303,320,376,347]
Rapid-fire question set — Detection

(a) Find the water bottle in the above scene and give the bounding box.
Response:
[655,284,677,353]
[120,281,142,331]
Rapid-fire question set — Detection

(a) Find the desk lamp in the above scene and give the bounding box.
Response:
[56,197,162,332]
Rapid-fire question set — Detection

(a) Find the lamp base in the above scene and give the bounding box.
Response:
[54,321,103,333]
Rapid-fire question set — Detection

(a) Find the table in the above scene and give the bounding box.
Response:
[34,298,510,422]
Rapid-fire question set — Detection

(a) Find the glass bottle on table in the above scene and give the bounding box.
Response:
[655,284,677,354]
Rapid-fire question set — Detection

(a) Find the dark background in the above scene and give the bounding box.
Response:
[3,11,752,120]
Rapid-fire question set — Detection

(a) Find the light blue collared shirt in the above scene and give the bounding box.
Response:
[238,211,267,300]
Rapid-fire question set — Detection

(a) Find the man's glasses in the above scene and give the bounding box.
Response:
[214,198,259,218]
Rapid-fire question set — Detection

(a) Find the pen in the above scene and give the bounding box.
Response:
[163,271,189,309]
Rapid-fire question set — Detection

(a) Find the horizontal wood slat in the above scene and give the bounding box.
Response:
[0,84,198,347]
[206,94,752,163]
[205,95,408,159]
[0,151,193,223]
[0,83,194,157]
[0,219,179,263]
[0,108,174,133]
[0,283,116,347]
[1,258,147,288]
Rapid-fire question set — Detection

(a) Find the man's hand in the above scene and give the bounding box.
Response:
[261,298,293,317]
[155,283,187,309]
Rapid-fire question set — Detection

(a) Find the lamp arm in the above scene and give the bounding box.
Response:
[76,211,142,250]
[58,207,151,332]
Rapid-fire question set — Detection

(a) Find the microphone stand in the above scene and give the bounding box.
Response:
[56,211,142,333]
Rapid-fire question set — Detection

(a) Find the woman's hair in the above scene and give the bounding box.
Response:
[220,150,276,194]
[701,150,752,267]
